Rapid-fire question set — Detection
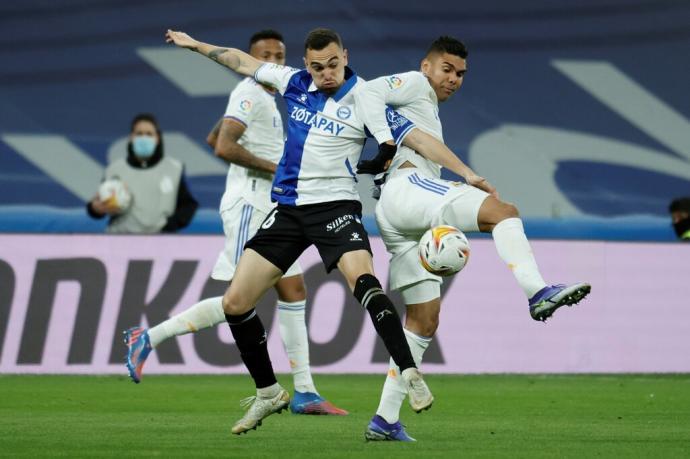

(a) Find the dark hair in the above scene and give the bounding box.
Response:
[304,28,342,51]
[130,113,161,137]
[669,197,690,213]
[249,29,284,49]
[426,36,468,59]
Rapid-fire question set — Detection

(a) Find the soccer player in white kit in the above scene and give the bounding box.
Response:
[123,30,346,415]
[355,36,591,441]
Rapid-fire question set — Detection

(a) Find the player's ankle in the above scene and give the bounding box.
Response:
[257,382,281,398]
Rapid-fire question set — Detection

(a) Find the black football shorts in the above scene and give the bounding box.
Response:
[244,200,372,273]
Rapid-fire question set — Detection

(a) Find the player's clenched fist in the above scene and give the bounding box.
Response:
[165,29,198,49]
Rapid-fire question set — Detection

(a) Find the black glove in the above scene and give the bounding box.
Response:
[356,143,397,175]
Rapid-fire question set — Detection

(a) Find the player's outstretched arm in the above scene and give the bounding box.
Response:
[403,129,498,197]
[165,29,261,77]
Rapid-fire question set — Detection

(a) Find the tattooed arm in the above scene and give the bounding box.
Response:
[165,29,262,76]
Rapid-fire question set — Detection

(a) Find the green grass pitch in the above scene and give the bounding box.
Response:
[1,374,689,458]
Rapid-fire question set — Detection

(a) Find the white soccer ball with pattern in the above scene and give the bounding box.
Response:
[418,225,470,276]
[98,178,132,213]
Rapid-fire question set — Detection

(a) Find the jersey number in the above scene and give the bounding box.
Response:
[261,209,278,229]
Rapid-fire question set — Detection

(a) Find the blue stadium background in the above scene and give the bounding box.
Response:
[1,0,689,239]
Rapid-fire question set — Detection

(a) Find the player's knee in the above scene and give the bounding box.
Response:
[501,202,520,220]
[486,201,520,230]
[275,277,307,302]
[222,290,245,316]
[287,282,306,301]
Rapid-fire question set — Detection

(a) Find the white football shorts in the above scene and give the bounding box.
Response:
[212,198,302,281]
[375,168,489,295]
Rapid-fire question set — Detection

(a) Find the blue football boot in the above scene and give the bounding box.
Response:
[529,283,591,321]
[289,391,348,415]
[123,327,152,383]
[364,415,416,442]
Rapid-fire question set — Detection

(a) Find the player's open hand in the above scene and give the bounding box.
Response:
[466,174,499,198]
[165,30,198,49]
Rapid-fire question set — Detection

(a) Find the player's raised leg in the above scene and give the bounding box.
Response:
[223,248,289,435]
[442,193,591,321]
[123,296,225,383]
[274,273,348,415]
[337,250,433,413]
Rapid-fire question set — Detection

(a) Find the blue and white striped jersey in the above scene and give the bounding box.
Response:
[254,63,415,206]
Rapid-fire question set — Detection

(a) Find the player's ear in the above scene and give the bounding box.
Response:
[421,57,431,75]
[342,48,348,66]
[303,56,307,68]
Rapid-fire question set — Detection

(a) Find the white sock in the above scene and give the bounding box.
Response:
[376,328,431,423]
[492,217,547,298]
[277,300,317,394]
[147,296,226,348]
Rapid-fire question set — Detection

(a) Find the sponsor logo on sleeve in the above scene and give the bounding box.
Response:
[239,100,252,113]
[385,75,404,90]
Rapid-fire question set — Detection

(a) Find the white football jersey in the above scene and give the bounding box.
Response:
[254,63,415,206]
[354,71,443,178]
[219,77,284,213]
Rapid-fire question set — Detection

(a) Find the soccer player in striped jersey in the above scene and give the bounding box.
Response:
[355,36,591,441]
[165,27,470,435]
[124,30,347,416]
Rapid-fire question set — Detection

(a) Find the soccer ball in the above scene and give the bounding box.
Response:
[98,178,132,213]
[418,225,470,276]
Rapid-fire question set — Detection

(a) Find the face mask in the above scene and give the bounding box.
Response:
[673,218,690,240]
[132,135,156,158]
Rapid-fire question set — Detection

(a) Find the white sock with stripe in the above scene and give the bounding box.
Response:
[492,217,547,298]
[147,296,226,348]
[376,328,431,423]
[277,300,317,394]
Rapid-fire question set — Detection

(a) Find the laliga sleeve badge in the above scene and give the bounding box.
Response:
[238,99,253,113]
[385,75,404,90]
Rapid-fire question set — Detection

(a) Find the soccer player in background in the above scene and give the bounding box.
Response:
[124,30,347,415]
[165,27,439,435]
[354,36,591,441]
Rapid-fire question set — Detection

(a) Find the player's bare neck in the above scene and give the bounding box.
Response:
[399,161,416,169]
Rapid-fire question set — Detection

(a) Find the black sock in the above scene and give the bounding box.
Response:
[225,309,277,389]
[353,274,416,371]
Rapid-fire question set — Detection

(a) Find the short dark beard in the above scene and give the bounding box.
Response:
[321,87,339,95]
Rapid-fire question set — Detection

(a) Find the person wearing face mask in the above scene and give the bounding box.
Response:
[87,113,198,233]
[669,197,690,241]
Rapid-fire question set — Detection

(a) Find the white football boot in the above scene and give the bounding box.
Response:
[231,387,290,435]
[401,368,434,413]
